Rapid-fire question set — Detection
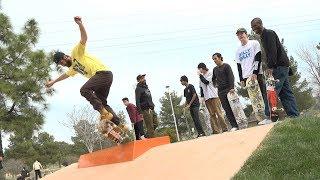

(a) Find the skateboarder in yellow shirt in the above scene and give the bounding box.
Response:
[46,16,122,132]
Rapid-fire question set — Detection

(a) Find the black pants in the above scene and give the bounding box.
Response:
[134,121,145,140]
[80,71,119,125]
[35,170,42,180]
[218,91,238,128]
[189,106,205,135]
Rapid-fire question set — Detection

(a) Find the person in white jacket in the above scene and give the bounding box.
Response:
[33,160,43,180]
[198,63,228,134]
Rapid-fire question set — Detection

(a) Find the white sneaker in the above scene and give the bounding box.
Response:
[230,127,238,132]
[258,119,273,125]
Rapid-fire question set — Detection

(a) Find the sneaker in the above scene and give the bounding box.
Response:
[100,108,113,121]
[118,124,129,132]
[140,135,146,140]
[230,127,238,132]
[197,133,205,138]
[258,119,273,125]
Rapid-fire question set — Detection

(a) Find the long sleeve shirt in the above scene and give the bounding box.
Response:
[135,82,155,112]
[235,40,263,80]
[260,28,290,69]
[212,63,235,94]
[199,71,218,100]
[126,103,143,123]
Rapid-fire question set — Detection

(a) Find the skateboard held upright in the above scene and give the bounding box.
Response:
[245,78,265,122]
[227,91,248,129]
[266,76,282,122]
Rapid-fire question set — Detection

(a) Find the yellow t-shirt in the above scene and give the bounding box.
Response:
[66,43,109,78]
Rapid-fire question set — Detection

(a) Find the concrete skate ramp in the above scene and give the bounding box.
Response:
[44,124,274,180]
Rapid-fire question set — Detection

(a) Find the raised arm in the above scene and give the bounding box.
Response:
[74,16,87,45]
[45,73,70,88]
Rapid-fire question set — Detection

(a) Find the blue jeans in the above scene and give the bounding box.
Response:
[273,66,299,117]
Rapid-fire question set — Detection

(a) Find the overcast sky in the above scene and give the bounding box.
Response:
[2,0,320,146]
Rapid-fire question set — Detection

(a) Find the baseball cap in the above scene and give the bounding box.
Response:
[236,28,247,35]
[136,74,146,81]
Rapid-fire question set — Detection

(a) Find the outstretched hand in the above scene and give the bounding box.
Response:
[74,16,82,25]
[45,80,55,88]
[266,69,273,77]
[240,81,245,87]
[251,74,257,81]
[184,104,190,110]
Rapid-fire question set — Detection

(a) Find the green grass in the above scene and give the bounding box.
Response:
[233,116,320,180]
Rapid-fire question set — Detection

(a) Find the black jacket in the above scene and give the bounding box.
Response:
[260,28,290,69]
[135,82,155,112]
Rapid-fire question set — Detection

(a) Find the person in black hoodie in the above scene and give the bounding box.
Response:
[135,74,158,138]
[251,17,299,118]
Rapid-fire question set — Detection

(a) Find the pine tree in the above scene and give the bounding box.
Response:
[157,91,195,142]
[0,13,52,136]
[288,56,315,112]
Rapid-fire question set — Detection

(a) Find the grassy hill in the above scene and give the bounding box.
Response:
[233,115,320,180]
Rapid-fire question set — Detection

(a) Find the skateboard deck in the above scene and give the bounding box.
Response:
[266,76,281,122]
[227,91,248,129]
[245,78,265,122]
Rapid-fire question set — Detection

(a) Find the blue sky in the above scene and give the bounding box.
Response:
[2,0,320,146]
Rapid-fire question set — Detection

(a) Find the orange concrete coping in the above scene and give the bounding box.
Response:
[78,136,170,168]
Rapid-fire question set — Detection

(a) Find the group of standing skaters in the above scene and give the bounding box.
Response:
[179,17,299,137]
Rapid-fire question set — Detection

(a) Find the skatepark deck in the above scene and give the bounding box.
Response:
[43,124,274,180]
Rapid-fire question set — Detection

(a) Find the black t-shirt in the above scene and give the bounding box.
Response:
[184,84,200,107]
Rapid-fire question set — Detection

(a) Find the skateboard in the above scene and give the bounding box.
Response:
[98,120,125,144]
[245,78,265,122]
[182,109,193,138]
[227,91,248,129]
[199,103,213,133]
[266,76,282,122]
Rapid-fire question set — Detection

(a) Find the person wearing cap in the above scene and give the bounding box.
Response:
[197,63,228,134]
[122,97,146,140]
[235,27,270,125]
[251,18,299,118]
[180,75,206,137]
[212,53,239,131]
[45,16,123,134]
[135,74,158,138]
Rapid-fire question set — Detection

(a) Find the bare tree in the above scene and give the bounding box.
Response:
[3,159,27,176]
[60,105,101,153]
[296,44,320,94]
